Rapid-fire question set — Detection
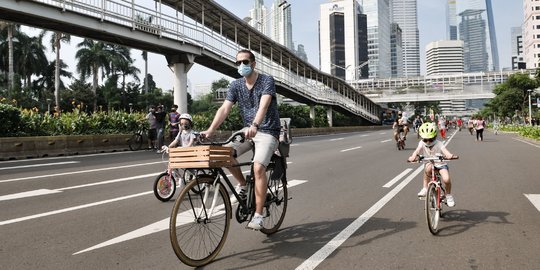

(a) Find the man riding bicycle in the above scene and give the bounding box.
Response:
[393,111,409,142]
[201,49,280,231]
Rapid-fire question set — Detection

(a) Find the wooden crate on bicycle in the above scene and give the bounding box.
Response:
[168,146,234,168]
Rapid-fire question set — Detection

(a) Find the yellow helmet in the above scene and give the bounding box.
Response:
[418,122,437,139]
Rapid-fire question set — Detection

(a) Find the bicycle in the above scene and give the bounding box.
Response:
[128,125,148,151]
[169,131,288,267]
[413,154,458,235]
[152,146,200,202]
[397,130,405,150]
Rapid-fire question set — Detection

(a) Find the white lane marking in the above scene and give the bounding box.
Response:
[379,132,387,135]
[514,138,540,149]
[0,161,164,183]
[380,139,392,143]
[0,191,152,226]
[340,146,362,152]
[296,165,424,270]
[382,168,413,188]
[329,138,344,141]
[360,134,369,137]
[73,179,308,255]
[0,173,161,202]
[0,161,80,171]
[291,143,299,146]
[525,194,540,212]
[0,189,61,201]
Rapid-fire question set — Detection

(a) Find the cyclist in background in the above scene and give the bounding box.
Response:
[413,115,423,134]
[168,104,180,142]
[146,106,157,150]
[408,122,458,207]
[438,116,447,140]
[393,111,409,142]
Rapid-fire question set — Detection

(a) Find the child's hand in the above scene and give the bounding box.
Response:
[407,156,416,162]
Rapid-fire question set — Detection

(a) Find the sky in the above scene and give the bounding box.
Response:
[23,0,524,94]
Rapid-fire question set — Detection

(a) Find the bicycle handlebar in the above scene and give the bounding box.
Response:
[408,154,459,163]
[196,130,246,146]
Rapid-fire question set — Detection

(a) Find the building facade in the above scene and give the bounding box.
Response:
[248,0,269,36]
[511,26,525,70]
[319,0,368,80]
[447,0,499,72]
[270,0,294,51]
[426,40,464,76]
[390,0,420,76]
[390,23,403,77]
[523,0,540,69]
[362,0,392,78]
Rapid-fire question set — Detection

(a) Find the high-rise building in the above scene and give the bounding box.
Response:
[296,44,308,62]
[523,1,540,69]
[511,26,524,70]
[362,0,392,78]
[390,23,403,77]
[249,0,269,36]
[270,0,293,51]
[390,0,420,76]
[319,0,368,80]
[447,0,499,71]
[446,0,458,40]
[426,40,464,76]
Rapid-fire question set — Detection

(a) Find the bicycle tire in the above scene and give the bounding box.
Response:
[153,172,176,202]
[425,183,440,235]
[260,157,288,235]
[128,133,143,151]
[170,175,231,267]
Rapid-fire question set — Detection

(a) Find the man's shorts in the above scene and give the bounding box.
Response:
[226,128,278,167]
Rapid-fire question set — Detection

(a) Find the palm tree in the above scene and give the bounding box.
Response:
[75,39,113,111]
[46,30,71,113]
[142,50,148,94]
[0,21,18,92]
[108,44,140,93]
[34,59,73,97]
[17,31,48,88]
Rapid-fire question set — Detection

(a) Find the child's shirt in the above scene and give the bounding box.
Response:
[175,129,196,147]
[414,140,449,168]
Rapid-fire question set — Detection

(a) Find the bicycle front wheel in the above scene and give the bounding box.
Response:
[425,183,440,235]
[170,175,231,267]
[128,133,143,151]
[153,172,176,202]
[260,158,288,235]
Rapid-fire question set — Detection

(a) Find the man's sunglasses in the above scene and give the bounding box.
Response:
[422,138,434,143]
[235,59,251,66]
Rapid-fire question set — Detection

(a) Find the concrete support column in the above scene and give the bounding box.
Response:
[309,105,315,122]
[166,54,195,114]
[327,107,333,127]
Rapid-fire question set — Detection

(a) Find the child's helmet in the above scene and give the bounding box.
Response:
[418,122,437,139]
[179,113,192,123]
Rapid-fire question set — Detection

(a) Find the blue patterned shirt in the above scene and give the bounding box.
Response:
[226,73,280,137]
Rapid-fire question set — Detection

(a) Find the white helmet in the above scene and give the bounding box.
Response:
[179,113,192,123]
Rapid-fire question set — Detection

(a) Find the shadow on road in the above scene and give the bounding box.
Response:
[205,217,416,269]
[435,209,511,237]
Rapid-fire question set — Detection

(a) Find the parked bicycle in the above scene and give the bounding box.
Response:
[412,154,458,235]
[169,131,288,267]
[128,124,148,151]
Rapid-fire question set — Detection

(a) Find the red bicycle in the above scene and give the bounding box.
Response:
[414,154,458,234]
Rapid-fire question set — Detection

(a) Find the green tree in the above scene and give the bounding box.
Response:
[75,39,113,111]
[48,30,71,112]
[17,31,48,88]
[483,73,538,118]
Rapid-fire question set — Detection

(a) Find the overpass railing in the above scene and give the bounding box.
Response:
[29,0,379,122]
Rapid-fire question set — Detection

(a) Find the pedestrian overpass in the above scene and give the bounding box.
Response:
[0,0,380,124]
[351,70,535,103]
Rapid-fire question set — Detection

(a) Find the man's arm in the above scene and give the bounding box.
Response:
[246,94,272,139]
[204,100,234,137]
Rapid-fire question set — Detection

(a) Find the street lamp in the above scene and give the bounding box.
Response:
[528,89,533,125]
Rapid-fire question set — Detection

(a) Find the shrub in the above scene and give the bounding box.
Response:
[0,103,21,137]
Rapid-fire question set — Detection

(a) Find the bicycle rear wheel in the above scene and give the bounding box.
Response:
[128,133,143,151]
[425,183,440,235]
[260,157,288,235]
[153,172,176,202]
[170,175,231,267]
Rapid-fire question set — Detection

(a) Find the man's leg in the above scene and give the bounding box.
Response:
[253,162,268,215]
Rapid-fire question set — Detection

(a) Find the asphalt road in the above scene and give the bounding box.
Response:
[1,128,539,270]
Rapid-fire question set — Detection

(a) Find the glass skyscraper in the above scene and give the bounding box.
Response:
[390,0,420,76]
[446,0,499,72]
[361,0,391,78]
